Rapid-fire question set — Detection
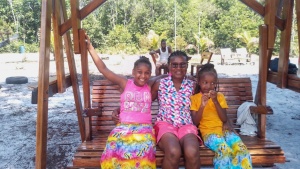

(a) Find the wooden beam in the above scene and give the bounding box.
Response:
[36,0,52,168]
[264,0,277,49]
[60,0,85,142]
[267,0,284,66]
[79,29,91,109]
[70,0,81,54]
[255,25,268,139]
[80,0,107,20]
[277,0,294,88]
[52,0,66,93]
[239,0,285,30]
[60,0,107,36]
[31,75,72,104]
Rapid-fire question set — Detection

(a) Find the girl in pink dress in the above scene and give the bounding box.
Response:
[86,34,162,169]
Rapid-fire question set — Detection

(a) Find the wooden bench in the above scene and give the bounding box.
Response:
[67,77,286,168]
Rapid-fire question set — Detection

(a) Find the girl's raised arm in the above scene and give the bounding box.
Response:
[86,34,127,90]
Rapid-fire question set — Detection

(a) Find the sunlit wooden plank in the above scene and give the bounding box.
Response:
[278,0,294,88]
[79,29,91,109]
[36,0,52,168]
[52,0,66,93]
[70,0,81,54]
[60,0,85,142]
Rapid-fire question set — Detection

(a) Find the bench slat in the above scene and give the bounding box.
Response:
[68,77,285,168]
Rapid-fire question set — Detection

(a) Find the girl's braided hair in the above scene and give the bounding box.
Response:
[194,63,218,93]
[134,56,152,70]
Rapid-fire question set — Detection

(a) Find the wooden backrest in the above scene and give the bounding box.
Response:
[236,48,249,58]
[91,77,253,134]
[200,52,213,64]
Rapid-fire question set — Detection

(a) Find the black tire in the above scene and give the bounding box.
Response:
[5,76,28,84]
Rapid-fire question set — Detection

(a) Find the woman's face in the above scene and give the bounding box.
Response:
[168,55,188,79]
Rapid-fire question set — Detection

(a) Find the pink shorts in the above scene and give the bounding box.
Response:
[154,121,202,144]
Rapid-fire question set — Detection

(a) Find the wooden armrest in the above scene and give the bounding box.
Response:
[250,105,273,115]
[83,108,102,117]
[83,107,102,141]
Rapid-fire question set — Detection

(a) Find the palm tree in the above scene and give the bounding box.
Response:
[147,30,159,50]
[194,33,214,53]
[234,31,259,56]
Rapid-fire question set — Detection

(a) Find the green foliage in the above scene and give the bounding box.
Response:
[0,40,38,53]
[172,36,187,51]
[0,40,22,53]
[234,31,258,54]
[106,25,133,47]
[0,0,294,57]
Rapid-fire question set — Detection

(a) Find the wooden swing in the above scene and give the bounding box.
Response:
[36,0,300,168]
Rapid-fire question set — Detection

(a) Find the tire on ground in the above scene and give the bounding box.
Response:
[6,76,28,84]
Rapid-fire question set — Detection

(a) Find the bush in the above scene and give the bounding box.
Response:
[0,41,39,53]
[0,41,23,53]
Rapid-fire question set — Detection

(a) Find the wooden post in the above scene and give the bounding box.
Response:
[35,0,52,168]
[255,25,268,139]
[71,0,81,54]
[266,0,284,66]
[60,0,85,142]
[52,0,66,93]
[79,29,91,109]
[264,0,277,49]
[277,0,294,88]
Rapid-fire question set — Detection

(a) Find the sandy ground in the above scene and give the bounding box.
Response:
[0,53,299,169]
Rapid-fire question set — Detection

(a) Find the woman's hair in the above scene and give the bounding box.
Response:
[194,63,218,93]
[167,50,189,64]
[134,56,152,70]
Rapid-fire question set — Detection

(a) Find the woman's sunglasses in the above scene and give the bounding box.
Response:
[170,62,188,68]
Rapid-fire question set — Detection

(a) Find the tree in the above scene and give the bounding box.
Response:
[234,31,259,55]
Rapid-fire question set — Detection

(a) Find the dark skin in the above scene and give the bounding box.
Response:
[191,72,235,133]
[149,41,172,75]
[151,55,200,169]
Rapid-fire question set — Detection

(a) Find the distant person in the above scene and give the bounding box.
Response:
[149,39,172,75]
[190,63,253,169]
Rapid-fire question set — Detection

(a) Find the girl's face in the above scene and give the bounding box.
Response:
[198,72,217,93]
[132,63,151,87]
[168,55,188,79]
